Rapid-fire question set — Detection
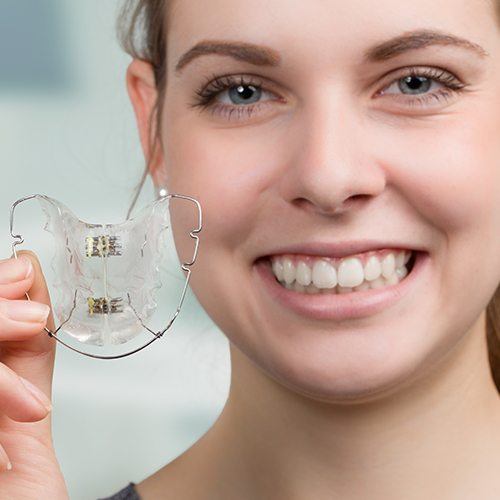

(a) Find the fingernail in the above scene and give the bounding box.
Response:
[0,300,50,323]
[19,376,52,412]
[23,259,33,278]
[0,446,12,472]
[0,256,33,284]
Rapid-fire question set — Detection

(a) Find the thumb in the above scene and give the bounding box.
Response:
[0,249,57,401]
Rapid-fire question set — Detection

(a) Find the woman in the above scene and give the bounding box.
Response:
[0,0,499,498]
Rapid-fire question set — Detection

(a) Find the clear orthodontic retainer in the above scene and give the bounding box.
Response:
[8,193,203,360]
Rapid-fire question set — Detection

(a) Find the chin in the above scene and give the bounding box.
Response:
[238,293,458,406]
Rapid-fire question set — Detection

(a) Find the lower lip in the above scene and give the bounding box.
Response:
[253,251,429,321]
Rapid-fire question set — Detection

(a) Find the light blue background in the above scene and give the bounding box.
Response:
[0,1,229,498]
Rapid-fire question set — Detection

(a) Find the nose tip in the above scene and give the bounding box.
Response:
[276,93,388,218]
[293,193,371,217]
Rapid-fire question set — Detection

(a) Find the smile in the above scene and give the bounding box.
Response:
[253,250,429,321]
[270,249,414,294]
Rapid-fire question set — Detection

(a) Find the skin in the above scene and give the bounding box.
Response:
[126,0,500,498]
[0,251,68,498]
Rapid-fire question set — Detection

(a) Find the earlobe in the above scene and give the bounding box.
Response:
[125,59,162,174]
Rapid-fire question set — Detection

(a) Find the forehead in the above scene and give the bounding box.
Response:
[167,0,495,69]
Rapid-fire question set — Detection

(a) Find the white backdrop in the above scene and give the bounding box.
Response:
[0,2,230,498]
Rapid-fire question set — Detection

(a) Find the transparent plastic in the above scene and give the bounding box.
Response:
[9,193,202,359]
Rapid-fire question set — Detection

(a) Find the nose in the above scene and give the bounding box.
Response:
[279,92,386,217]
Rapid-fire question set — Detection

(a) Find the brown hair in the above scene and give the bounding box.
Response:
[116,0,500,390]
[117,0,169,217]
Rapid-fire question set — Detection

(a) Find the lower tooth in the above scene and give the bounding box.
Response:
[354,281,371,292]
[385,273,399,286]
[396,266,408,280]
[370,277,386,289]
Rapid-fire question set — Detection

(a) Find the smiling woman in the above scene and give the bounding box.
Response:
[107,0,500,498]
[117,0,500,380]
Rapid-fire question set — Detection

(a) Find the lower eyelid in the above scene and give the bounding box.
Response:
[196,69,465,118]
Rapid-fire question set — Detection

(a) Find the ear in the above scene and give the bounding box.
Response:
[125,59,164,185]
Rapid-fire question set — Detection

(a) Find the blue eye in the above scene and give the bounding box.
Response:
[191,67,467,122]
[190,74,276,122]
[376,66,467,107]
[225,83,263,105]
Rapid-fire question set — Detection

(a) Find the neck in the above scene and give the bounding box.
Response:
[199,313,500,499]
[143,312,500,500]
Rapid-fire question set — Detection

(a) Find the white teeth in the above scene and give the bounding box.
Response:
[312,260,337,288]
[282,258,296,285]
[272,259,284,281]
[296,261,312,286]
[385,273,399,286]
[305,283,321,294]
[395,250,405,268]
[269,250,415,295]
[337,257,365,287]
[395,266,408,280]
[403,251,411,265]
[381,253,396,279]
[370,276,386,289]
[363,255,382,281]
[354,281,371,292]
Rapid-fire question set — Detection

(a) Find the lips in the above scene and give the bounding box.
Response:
[253,250,429,321]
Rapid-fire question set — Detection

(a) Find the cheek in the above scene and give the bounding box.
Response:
[162,121,290,350]
[162,120,286,258]
[382,107,500,325]
[386,114,500,235]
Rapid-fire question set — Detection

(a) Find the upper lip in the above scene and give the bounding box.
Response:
[258,240,424,260]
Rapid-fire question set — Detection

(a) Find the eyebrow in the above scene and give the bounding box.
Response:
[364,28,489,62]
[174,28,489,74]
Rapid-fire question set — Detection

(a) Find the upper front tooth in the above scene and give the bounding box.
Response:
[296,261,312,286]
[363,255,382,281]
[337,257,365,287]
[312,260,337,288]
[381,253,396,278]
[282,258,296,284]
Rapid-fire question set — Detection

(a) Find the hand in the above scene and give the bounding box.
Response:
[0,251,68,499]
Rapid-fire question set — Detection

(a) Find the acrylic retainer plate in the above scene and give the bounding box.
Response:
[31,194,195,348]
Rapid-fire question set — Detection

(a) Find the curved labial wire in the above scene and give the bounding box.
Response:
[9,193,203,360]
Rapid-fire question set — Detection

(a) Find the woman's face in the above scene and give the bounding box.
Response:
[148,0,500,401]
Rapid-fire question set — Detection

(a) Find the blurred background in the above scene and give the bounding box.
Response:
[0,1,230,498]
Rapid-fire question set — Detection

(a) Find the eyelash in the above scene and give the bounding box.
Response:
[190,67,468,121]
